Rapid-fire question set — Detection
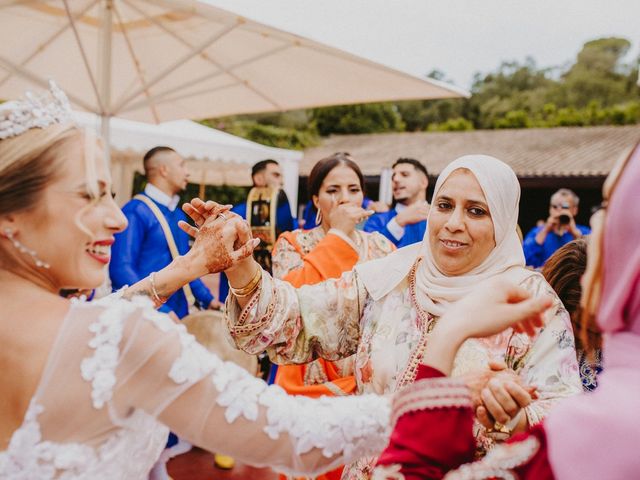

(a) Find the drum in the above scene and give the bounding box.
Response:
[182,310,259,376]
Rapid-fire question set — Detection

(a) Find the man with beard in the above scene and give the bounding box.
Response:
[364,157,430,247]
[110,146,216,320]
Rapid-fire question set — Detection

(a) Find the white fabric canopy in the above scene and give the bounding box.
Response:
[0,0,466,211]
[0,1,466,124]
[75,112,302,207]
[75,112,302,163]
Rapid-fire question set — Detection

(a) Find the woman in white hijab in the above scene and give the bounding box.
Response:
[223,155,582,479]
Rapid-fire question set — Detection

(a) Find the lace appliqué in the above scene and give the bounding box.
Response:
[134,296,391,465]
[0,398,168,479]
[207,355,391,461]
[1,296,184,479]
[0,400,97,478]
[142,306,219,384]
[444,436,540,480]
[371,464,405,480]
[259,386,391,461]
[80,297,131,409]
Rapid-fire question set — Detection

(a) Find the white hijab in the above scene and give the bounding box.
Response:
[356,154,533,317]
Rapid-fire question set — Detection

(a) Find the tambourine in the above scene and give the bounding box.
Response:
[246,186,285,273]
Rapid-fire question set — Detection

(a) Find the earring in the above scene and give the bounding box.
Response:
[3,228,50,269]
[315,209,322,226]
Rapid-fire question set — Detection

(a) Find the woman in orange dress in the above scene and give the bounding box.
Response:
[272,152,395,480]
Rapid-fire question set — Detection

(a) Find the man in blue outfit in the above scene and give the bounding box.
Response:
[110,146,217,319]
[523,188,590,268]
[364,158,430,248]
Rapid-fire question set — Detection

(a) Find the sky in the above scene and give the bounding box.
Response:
[207,0,640,90]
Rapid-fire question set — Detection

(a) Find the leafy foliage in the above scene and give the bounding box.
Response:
[311,103,405,135]
[201,36,639,146]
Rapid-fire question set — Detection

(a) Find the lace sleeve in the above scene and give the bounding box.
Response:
[111,298,390,477]
[225,269,368,364]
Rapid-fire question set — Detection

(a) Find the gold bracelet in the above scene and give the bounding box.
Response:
[150,272,167,305]
[230,268,262,297]
[230,266,262,298]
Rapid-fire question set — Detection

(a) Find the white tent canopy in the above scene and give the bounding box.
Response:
[0,0,466,151]
[75,112,302,207]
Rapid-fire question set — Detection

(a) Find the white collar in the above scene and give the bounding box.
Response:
[394,203,408,213]
[144,183,180,211]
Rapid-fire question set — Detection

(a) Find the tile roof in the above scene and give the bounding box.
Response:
[301,125,640,177]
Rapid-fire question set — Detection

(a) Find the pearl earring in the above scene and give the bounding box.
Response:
[3,228,50,269]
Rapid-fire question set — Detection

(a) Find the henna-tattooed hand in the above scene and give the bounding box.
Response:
[189,214,259,274]
[179,198,234,237]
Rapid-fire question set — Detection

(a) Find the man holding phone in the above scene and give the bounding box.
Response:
[523,188,591,268]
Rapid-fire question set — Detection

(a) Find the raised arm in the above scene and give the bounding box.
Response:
[123,202,258,308]
[225,265,368,365]
[109,301,391,477]
[373,277,557,480]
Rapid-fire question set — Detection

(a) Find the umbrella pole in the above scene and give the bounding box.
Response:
[101,114,111,165]
[99,0,113,166]
[199,169,207,199]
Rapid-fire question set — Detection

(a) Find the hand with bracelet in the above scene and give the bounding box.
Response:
[459,361,536,438]
[420,277,552,438]
[124,199,259,307]
[474,361,537,438]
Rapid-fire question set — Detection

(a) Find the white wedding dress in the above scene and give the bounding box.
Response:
[0,295,391,479]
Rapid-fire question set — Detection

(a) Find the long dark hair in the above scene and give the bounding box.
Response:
[541,238,601,355]
[307,152,365,211]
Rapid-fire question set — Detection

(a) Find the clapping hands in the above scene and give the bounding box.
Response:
[179,198,259,275]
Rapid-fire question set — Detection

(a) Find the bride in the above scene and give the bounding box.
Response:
[0,84,393,479]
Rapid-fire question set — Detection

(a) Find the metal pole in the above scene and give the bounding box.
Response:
[98,0,113,166]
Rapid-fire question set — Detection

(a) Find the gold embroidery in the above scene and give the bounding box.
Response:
[445,436,540,480]
[396,258,437,389]
[371,464,405,480]
[391,377,472,426]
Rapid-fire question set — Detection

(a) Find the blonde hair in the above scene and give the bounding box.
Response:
[0,123,79,216]
[0,124,105,252]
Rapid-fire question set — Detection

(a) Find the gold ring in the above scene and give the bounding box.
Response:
[486,421,512,438]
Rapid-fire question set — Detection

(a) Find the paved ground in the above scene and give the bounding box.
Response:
[168,448,279,480]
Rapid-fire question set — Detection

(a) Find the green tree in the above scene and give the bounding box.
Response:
[202,37,640,142]
[552,38,635,108]
[427,117,474,131]
[468,57,557,128]
[200,119,318,150]
[311,103,405,135]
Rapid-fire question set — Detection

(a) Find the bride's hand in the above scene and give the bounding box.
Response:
[179,198,233,235]
[187,213,259,275]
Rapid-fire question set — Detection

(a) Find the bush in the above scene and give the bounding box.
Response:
[427,117,474,131]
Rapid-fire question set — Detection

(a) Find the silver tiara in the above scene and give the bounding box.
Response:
[0,80,73,140]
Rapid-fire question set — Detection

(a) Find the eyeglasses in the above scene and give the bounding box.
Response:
[550,203,571,209]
